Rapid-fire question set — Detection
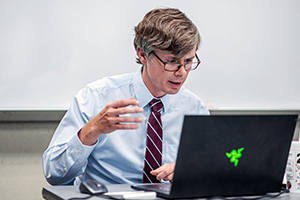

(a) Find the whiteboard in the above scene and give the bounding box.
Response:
[1,0,299,110]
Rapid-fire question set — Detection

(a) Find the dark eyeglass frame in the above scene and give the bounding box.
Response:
[151,51,201,72]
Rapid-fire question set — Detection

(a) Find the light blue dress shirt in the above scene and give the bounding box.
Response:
[42,68,209,185]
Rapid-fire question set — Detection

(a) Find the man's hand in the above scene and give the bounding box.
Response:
[79,97,143,145]
[151,163,176,182]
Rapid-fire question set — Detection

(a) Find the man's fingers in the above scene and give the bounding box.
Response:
[156,171,174,182]
[104,97,143,117]
[115,124,140,130]
[87,97,143,136]
[151,163,176,181]
[107,116,143,124]
[103,117,142,131]
[107,106,143,116]
[107,97,140,109]
[161,173,174,182]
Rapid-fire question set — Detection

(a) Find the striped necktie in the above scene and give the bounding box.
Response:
[143,99,163,183]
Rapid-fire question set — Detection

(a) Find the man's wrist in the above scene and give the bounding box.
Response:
[78,127,99,146]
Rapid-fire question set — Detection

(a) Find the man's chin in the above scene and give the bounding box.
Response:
[166,88,181,95]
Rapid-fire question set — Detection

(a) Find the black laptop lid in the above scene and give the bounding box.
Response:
[170,115,297,198]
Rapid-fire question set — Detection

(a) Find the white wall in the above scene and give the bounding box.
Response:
[1,0,299,110]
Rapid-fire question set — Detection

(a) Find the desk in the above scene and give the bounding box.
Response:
[42,184,300,200]
[42,184,165,200]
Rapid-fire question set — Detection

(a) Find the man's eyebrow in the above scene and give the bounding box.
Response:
[163,55,178,60]
[166,55,195,61]
[181,55,196,61]
[185,55,195,60]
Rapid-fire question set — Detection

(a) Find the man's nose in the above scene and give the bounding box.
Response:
[174,65,187,76]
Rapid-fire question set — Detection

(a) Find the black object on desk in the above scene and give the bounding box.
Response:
[79,180,108,195]
[133,115,297,199]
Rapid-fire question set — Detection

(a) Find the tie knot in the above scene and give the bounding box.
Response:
[149,99,163,112]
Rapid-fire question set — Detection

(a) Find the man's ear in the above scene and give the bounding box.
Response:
[137,47,147,65]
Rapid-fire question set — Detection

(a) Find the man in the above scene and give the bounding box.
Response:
[43,7,209,186]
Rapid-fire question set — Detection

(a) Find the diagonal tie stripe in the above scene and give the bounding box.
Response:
[147,122,163,143]
[146,134,162,155]
[143,99,163,183]
[150,112,163,129]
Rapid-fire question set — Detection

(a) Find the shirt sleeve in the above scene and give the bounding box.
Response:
[199,100,210,115]
[42,86,101,185]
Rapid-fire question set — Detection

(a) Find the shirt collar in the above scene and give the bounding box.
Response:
[133,67,172,112]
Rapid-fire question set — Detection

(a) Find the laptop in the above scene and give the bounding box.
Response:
[132,115,298,199]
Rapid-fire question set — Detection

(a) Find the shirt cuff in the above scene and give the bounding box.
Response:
[67,129,99,162]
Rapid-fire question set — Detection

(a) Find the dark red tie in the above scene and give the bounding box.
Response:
[142,99,163,183]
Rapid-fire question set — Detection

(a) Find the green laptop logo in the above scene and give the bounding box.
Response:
[226,147,244,167]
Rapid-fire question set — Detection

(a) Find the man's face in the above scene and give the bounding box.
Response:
[141,46,197,98]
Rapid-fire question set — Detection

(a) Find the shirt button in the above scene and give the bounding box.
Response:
[64,168,67,172]
[77,149,81,153]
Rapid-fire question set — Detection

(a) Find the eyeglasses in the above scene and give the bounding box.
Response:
[152,51,201,72]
